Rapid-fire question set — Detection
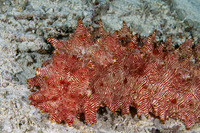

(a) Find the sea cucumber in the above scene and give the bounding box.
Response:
[28,19,200,129]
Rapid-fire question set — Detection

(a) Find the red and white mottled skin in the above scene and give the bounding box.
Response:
[28,19,200,129]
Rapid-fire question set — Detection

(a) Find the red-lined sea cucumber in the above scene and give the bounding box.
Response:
[28,19,200,129]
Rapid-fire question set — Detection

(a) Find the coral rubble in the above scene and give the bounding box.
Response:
[28,19,200,129]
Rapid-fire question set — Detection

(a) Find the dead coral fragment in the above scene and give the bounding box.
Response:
[28,19,200,129]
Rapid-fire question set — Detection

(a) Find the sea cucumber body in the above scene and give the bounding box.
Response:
[28,20,200,129]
